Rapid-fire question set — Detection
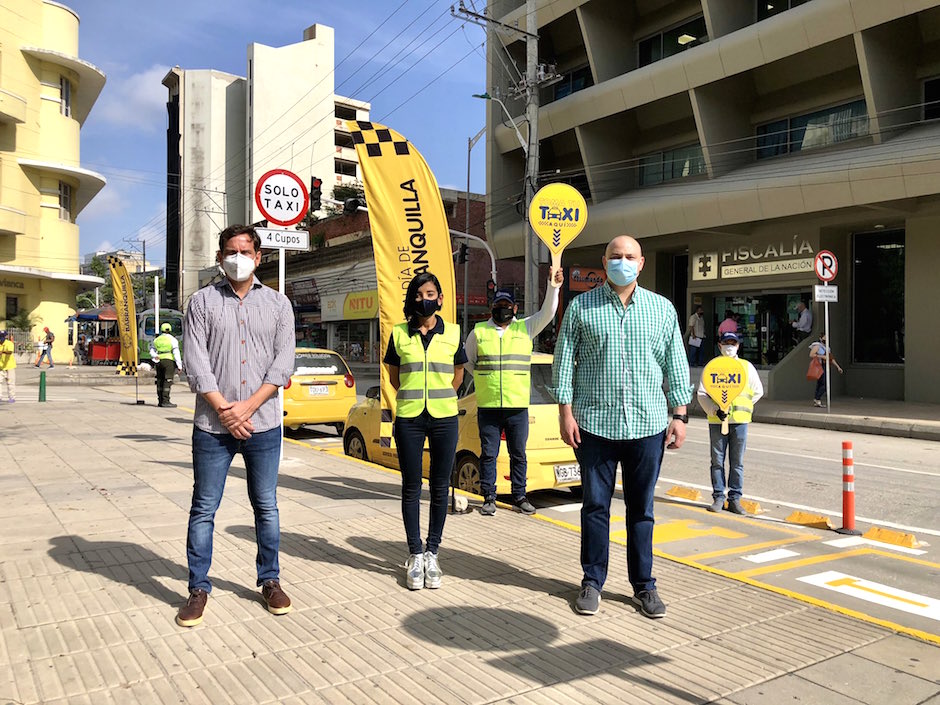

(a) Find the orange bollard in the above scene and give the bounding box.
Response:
[835,441,861,535]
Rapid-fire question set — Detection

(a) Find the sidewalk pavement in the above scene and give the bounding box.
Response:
[1,388,937,704]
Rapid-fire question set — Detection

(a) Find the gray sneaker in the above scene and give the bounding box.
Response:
[727,498,746,514]
[575,585,601,615]
[707,497,724,512]
[633,589,666,619]
[480,499,496,516]
[423,551,442,589]
[405,553,424,590]
[514,497,536,515]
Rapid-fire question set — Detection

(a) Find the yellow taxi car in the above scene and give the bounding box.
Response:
[342,353,581,495]
[283,348,357,434]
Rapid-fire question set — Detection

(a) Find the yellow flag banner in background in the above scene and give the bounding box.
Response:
[108,256,139,376]
[346,120,456,453]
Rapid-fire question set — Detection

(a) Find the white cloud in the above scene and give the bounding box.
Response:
[78,183,125,222]
[95,64,171,132]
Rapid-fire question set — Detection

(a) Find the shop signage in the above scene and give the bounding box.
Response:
[693,236,816,281]
[569,267,606,291]
[721,258,814,279]
[321,290,379,322]
[0,278,25,289]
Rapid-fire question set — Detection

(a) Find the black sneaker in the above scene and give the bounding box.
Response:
[575,585,601,615]
[707,497,724,512]
[480,498,496,516]
[514,497,536,515]
[633,589,666,619]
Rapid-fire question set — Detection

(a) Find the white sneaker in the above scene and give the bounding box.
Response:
[405,553,424,590]
[423,551,442,589]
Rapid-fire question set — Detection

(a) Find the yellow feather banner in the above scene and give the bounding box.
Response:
[107,256,139,377]
[346,120,456,453]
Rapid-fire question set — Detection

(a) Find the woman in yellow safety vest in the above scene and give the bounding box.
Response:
[383,272,466,591]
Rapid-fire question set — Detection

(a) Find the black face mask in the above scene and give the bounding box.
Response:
[414,298,440,318]
[492,307,514,324]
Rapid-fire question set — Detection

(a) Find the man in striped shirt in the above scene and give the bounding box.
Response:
[551,235,692,619]
[178,224,295,628]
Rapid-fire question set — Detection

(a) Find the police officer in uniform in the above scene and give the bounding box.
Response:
[384,272,466,591]
[150,322,183,408]
[465,270,562,516]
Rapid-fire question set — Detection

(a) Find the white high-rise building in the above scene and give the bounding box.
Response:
[162,23,370,310]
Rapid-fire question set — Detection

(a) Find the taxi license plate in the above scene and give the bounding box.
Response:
[553,463,581,483]
[308,385,329,396]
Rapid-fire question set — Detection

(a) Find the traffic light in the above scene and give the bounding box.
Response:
[486,279,496,302]
[457,243,468,264]
[343,198,362,216]
[310,176,322,213]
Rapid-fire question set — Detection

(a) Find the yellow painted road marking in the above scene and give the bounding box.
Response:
[736,549,871,578]
[827,577,928,608]
[690,535,821,561]
[651,519,746,544]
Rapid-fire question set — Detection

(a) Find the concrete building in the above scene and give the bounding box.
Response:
[81,249,157,275]
[0,0,106,361]
[484,0,940,402]
[162,23,370,311]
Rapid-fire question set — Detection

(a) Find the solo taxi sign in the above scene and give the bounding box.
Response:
[529,183,588,279]
[701,356,747,435]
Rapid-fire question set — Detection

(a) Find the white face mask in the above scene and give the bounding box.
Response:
[720,344,739,357]
[220,253,256,282]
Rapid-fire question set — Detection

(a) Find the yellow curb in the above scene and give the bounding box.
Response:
[740,499,763,515]
[863,525,921,549]
[785,510,834,530]
[666,485,702,501]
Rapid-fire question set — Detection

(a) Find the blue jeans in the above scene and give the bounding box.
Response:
[394,412,458,555]
[187,426,282,592]
[709,423,748,501]
[688,342,704,367]
[37,347,53,366]
[478,407,529,500]
[574,429,665,594]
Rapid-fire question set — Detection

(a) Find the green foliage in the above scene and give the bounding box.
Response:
[326,181,365,216]
[4,309,40,332]
[76,256,112,310]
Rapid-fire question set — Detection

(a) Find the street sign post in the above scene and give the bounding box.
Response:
[256,227,309,251]
[813,251,839,411]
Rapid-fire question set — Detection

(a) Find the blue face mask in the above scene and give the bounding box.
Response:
[606,257,639,287]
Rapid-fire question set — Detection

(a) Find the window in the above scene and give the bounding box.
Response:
[924,77,940,121]
[853,230,904,364]
[335,105,356,121]
[553,65,594,101]
[5,295,18,321]
[757,0,811,21]
[60,76,71,117]
[58,181,71,220]
[756,100,868,159]
[335,132,355,148]
[638,16,708,68]
[335,159,357,177]
[638,145,706,186]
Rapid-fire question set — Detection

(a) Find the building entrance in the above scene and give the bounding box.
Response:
[713,292,809,366]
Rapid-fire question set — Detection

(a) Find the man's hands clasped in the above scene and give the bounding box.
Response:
[216,399,256,440]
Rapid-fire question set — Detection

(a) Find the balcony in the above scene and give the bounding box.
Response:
[16,159,106,217]
[19,46,105,125]
[0,89,27,124]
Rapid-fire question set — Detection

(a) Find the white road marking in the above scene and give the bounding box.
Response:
[745,432,799,441]
[657,475,940,538]
[742,548,801,563]
[823,536,928,556]
[797,571,940,621]
[550,503,583,514]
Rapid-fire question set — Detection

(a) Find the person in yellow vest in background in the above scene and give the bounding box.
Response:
[0,330,16,403]
[696,331,763,514]
[465,269,563,516]
[384,272,466,591]
[150,322,183,408]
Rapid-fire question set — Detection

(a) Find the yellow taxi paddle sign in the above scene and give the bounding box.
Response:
[529,183,587,285]
[701,356,747,435]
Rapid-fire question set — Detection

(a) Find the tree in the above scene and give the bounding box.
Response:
[4,309,40,333]
[325,181,365,216]
[76,256,112,310]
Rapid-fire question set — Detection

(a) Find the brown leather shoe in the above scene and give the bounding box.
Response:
[261,580,292,615]
[176,589,208,627]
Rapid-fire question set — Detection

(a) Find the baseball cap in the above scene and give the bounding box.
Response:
[0,330,6,339]
[492,289,515,305]
[160,323,172,333]
[719,331,740,343]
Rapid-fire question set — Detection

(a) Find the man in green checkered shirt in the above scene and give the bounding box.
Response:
[551,235,692,619]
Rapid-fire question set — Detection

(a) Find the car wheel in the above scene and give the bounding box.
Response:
[344,428,367,461]
[453,454,481,495]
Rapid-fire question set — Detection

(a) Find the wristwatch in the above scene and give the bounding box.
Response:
[672,414,689,423]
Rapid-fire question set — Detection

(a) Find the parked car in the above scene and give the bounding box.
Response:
[284,348,356,434]
[343,353,581,495]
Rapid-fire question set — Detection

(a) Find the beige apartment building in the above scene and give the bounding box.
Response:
[0,0,105,362]
[485,0,940,402]
[163,23,370,311]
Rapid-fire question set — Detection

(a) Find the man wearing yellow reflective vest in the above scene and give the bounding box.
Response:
[464,270,563,516]
[696,331,763,514]
[150,322,183,408]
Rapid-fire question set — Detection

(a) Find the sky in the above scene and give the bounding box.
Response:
[69,0,490,266]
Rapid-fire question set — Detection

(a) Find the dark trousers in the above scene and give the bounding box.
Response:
[394,411,459,555]
[815,369,827,401]
[155,358,177,404]
[478,407,529,500]
[574,429,666,594]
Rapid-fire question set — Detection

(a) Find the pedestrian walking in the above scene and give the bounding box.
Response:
[150,322,183,408]
[696,332,763,514]
[551,235,691,619]
[177,224,295,628]
[809,332,843,407]
[0,331,16,403]
[35,327,54,368]
[464,269,563,516]
[384,272,465,591]
[685,304,705,367]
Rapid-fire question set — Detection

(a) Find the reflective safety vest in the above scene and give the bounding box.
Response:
[706,365,756,424]
[153,333,177,361]
[392,320,459,418]
[473,320,532,408]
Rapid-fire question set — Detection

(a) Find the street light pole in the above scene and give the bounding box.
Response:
[465,125,486,338]
[523,0,542,317]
